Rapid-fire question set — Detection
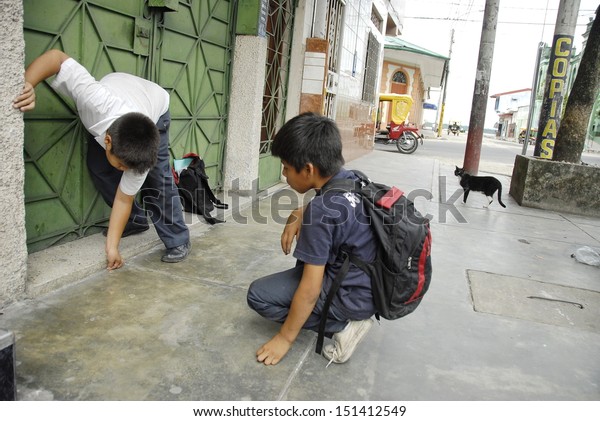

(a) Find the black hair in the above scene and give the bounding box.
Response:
[107,112,159,174]
[271,112,344,177]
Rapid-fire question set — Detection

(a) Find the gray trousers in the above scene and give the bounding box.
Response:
[247,264,349,335]
[87,111,189,249]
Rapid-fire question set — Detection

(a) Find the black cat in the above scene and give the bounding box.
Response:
[454,166,506,208]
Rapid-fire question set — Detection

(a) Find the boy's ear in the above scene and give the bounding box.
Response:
[104,133,113,150]
[304,163,319,178]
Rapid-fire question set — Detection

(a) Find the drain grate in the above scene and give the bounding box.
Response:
[467,270,600,333]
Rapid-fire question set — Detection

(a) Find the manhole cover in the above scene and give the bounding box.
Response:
[467,270,600,333]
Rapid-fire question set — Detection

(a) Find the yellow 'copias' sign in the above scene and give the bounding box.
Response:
[538,36,573,159]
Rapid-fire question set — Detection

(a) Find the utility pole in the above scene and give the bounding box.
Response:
[533,0,581,159]
[437,29,454,137]
[462,0,500,175]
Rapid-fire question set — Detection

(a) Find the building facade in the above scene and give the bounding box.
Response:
[379,36,448,130]
[490,89,533,140]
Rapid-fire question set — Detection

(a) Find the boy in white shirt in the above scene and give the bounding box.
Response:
[13,49,190,269]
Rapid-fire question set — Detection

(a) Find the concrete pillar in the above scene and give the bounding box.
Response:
[223,35,267,195]
[0,0,27,307]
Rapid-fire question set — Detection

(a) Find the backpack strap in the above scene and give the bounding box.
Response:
[198,176,229,210]
[320,178,359,196]
[315,249,351,354]
[320,170,370,195]
[349,169,370,184]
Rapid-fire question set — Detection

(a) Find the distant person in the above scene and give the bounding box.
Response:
[247,112,376,366]
[13,49,191,270]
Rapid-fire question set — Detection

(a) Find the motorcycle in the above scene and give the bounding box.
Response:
[374,123,423,154]
[448,122,460,136]
[374,94,424,154]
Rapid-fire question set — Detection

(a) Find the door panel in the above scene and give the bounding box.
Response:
[157,0,233,183]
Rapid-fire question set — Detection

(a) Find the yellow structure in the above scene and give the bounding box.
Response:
[379,93,413,125]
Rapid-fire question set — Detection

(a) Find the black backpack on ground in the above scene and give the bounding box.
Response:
[316,170,432,353]
[173,153,228,225]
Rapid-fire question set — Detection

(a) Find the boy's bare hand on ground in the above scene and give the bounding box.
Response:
[106,247,124,271]
[13,81,36,112]
[281,207,304,255]
[256,333,292,366]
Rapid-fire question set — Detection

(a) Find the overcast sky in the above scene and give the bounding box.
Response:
[400,0,598,128]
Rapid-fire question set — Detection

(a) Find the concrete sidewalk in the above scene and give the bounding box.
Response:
[1,149,599,400]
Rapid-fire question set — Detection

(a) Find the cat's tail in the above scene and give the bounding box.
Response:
[497,184,507,208]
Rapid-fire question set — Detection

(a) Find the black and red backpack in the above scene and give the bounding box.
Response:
[316,170,432,353]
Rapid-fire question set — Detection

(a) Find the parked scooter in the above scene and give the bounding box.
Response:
[374,94,423,154]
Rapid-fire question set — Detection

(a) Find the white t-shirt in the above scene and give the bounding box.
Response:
[50,58,170,195]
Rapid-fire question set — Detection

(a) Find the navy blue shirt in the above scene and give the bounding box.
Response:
[294,169,376,319]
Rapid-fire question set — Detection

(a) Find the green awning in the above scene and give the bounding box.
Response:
[384,36,449,88]
[384,37,449,60]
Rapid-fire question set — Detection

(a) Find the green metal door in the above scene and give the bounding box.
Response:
[22,0,233,253]
[154,0,232,183]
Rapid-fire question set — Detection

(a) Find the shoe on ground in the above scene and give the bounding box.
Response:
[322,318,373,365]
[102,221,149,238]
[161,241,192,263]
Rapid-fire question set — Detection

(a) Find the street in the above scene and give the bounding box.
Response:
[375,129,600,176]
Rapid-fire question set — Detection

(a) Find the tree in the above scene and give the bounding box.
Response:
[553,6,600,163]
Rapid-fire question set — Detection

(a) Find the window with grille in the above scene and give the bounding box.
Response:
[362,31,380,103]
[326,0,344,75]
[371,6,383,32]
[323,0,345,118]
[393,71,407,84]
